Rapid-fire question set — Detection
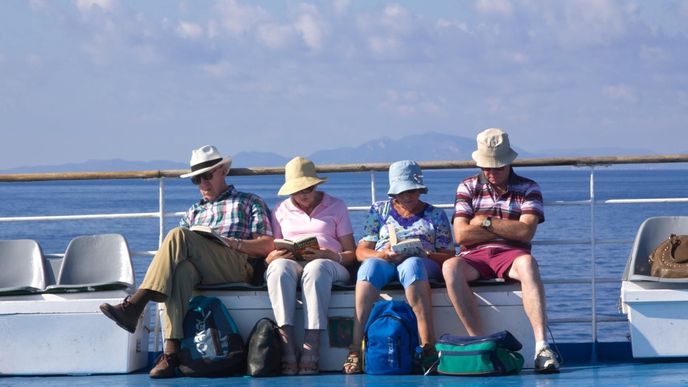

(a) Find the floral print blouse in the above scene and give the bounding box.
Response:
[360,199,455,253]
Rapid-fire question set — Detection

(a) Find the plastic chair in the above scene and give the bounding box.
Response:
[623,216,688,282]
[0,239,47,294]
[47,234,135,291]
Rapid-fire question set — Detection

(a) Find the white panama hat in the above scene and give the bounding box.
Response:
[179,145,232,178]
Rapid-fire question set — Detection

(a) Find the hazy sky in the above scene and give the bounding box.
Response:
[1,0,687,169]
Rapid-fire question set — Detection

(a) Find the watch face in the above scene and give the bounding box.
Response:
[483,218,491,228]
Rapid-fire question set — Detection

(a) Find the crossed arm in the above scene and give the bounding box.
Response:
[453,213,539,247]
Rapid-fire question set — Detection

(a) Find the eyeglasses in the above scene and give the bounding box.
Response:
[294,186,316,195]
[481,166,509,173]
[191,169,216,185]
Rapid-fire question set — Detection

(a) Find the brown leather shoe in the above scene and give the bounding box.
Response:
[149,353,180,378]
[99,296,140,334]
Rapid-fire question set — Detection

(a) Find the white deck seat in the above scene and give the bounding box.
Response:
[0,239,47,294]
[623,216,688,283]
[621,216,688,358]
[46,233,135,292]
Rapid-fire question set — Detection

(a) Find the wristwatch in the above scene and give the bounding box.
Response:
[481,216,493,230]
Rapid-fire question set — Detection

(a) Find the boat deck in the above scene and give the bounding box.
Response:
[3,361,687,386]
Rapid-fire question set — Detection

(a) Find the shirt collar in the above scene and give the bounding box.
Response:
[199,185,236,205]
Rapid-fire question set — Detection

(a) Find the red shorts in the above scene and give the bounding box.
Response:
[459,246,531,280]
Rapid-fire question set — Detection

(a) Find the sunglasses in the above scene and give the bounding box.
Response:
[191,169,216,185]
[294,186,316,195]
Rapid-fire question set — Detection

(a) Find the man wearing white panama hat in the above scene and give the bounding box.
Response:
[443,128,560,374]
[100,145,274,378]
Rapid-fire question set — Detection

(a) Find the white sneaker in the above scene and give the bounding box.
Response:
[534,347,560,374]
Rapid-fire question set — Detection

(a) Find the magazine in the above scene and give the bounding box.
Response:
[190,225,229,247]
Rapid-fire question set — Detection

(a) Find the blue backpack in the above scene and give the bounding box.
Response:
[178,296,247,377]
[363,300,421,374]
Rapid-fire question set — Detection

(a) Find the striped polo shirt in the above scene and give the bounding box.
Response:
[453,170,544,251]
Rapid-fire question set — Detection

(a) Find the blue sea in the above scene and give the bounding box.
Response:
[2,167,688,343]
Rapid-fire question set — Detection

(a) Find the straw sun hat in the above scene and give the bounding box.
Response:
[278,157,327,196]
[471,128,518,168]
[179,145,231,178]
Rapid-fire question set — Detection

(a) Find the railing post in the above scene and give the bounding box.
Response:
[589,166,598,361]
[158,178,165,247]
[153,177,166,353]
[370,170,377,204]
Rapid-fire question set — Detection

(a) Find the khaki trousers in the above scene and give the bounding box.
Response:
[140,227,252,339]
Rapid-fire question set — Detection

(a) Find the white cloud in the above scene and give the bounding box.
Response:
[556,0,630,47]
[476,0,514,17]
[380,4,413,35]
[639,45,667,62]
[176,21,204,40]
[603,84,639,104]
[257,23,295,49]
[213,0,269,37]
[200,61,235,77]
[383,89,444,116]
[295,5,328,51]
[368,36,402,58]
[75,0,116,14]
[333,0,351,16]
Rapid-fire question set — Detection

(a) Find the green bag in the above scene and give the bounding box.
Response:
[434,331,524,376]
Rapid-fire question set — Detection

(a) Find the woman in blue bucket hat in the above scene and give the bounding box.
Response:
[343,160,455,374]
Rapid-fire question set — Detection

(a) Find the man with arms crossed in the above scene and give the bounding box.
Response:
[442,128,559,373]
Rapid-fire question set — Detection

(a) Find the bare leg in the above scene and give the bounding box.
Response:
[507,255,547,342]
[404,280,435,345]
[442,257,485,336]
[350,281,380,351]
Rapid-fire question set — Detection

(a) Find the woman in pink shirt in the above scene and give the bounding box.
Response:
[266,157,356,376]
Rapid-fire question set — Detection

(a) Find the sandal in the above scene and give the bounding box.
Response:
[282,361,298,376]
[342,350,362,374]
[298,354,319,375]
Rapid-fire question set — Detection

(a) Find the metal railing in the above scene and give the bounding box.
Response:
[2,154,688,350]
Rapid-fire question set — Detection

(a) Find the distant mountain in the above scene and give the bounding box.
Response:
[308,132,535,164]
[0,159,187,174]
[0,133,672,173]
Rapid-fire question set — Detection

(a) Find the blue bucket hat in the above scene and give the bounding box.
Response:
[387,160,428,196]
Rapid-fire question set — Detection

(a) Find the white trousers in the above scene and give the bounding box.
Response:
[266,258,350,329]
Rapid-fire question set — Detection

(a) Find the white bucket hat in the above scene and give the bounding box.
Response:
[179,145,232,178]
[387,160,428,196]
[277,156,327,196]
[471,128,518,168]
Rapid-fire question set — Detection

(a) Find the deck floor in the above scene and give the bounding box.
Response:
[3,361,688,387]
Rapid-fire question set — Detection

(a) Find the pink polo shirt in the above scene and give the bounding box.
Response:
[271,192,354,253]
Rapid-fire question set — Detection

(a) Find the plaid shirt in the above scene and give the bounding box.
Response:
[453,170,544,251]
[180,185,273,239]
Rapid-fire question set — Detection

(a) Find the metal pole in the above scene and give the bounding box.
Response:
[589,167,598,361]
[370,170,377,204]
[152,177,166,352]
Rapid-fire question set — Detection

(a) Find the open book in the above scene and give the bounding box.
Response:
[390,238,426,257]
[274,236,320,261]
[190,225,229,247]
